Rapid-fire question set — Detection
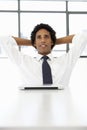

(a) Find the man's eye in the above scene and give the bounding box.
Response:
[37,35,41,39]
[45,35,49,38]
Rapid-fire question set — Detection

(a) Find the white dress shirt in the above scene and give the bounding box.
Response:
[0,31,87,89]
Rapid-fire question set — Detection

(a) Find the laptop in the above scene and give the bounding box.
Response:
[19,84,63,90]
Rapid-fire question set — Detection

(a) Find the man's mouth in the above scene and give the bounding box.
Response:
[40,44,47,48]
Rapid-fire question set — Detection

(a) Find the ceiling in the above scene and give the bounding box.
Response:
[20,0,87,1]
[2,0,87,1]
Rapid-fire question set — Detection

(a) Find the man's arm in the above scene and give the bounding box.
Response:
[13,34,75,46]
[12,36,31,46]
[56,34,75,45]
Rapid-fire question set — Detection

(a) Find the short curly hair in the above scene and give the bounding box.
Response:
[30,23,56,49]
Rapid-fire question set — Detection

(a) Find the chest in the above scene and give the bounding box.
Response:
[21,56,70,74]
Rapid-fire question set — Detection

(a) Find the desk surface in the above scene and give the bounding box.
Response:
[0,84,87,130]
[0,58,87,130]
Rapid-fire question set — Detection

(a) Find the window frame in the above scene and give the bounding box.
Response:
[0,0,87,57]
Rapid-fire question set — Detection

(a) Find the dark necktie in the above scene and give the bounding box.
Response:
[42,55,53,85]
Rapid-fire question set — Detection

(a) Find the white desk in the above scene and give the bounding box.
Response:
[0,56,87,130]
[0,84,87,130]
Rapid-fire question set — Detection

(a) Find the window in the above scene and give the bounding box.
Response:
[20,1,66,11]
[0,0,18,10]
[69,14,87,34]
[69,14,87,56]
[20,13,66,38]
[0,13,18,36]
[68,2,87,11]
[0,1,87,57]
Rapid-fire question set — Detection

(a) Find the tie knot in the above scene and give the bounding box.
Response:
[42,55,49,60]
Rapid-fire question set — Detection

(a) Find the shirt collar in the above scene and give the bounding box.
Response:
[36,53,53,61]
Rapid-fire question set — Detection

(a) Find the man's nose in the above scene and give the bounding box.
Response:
[41,37,45,42]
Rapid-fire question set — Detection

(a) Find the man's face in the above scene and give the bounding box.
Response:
[34,29,53,55]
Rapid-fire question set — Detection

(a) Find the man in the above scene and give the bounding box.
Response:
[0,23,87,89]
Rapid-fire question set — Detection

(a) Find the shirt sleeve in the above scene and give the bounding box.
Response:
[68,30,87,67]
[0,36,23,65]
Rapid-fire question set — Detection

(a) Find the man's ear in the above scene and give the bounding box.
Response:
[51,42,53,45]
[51,41,53,45]
[51,41,54,49]
[33,42,37,48]
[33,42,36,46]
